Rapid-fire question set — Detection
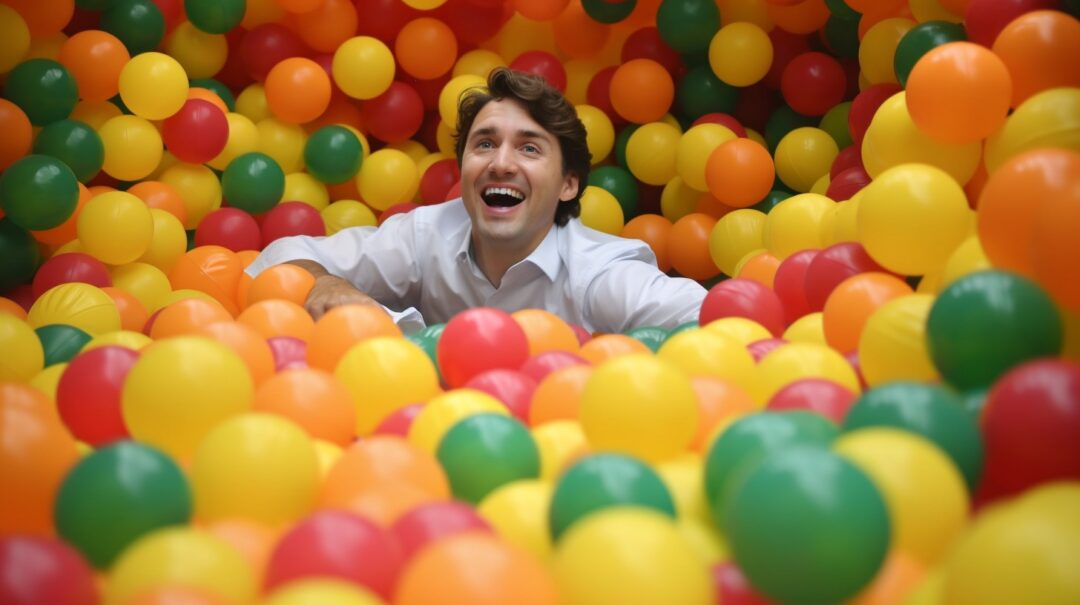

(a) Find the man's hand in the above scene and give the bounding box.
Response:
[285,260,380,320]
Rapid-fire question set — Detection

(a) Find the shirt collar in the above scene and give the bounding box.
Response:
[452,220,563,282]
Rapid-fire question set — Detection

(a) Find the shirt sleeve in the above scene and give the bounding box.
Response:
[244,212,423,311]
[583,248,708,333]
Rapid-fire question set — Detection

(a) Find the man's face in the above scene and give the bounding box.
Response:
[460,98,579,255]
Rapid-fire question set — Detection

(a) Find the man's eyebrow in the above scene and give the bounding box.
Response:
[469,126,553,143]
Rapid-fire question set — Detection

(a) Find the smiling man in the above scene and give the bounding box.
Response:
[245,68,706,333]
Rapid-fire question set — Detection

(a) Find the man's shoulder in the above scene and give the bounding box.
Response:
[561,219,656,264]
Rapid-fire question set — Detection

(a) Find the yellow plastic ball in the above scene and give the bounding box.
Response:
[264,580,386,605]
[83,330,153,351]
[70,99,123,131]
[137,208,187,273]
[29,362,66,402]
[657,328,756,391]
[122,336,253,462]
[677,123,736,192]
[861,92,981,185]
[332,36,395,100]
[858,293,939,386]
[626,122,682,186]
[579,185,624,235]
[579,354,698,463]
[660,176,701,223]
[782,311,826,345]
[774,127,839,193]
[0,5,30,74]
[453,49,506,78]
[408,388,508,454]
[236,83,270,122]
[553,508,714,605]
[756,341,860,403]
[334,336,441,435]
[28,283,120,336]
[191,412,319,525]
[763,193,833,260]
[702,316,773,346]
[110,262,172,313]
[357,149,419,211]
[709,208,767,276]
[436,119,455,156]
[576,104,615,165]
[76,191,153,265]
[106,527,256,605]
[283,172,330,211]
[118,51,189,120]
[709,22,773,87]
[321,200,377,235]
[909,0,963,22]
[531,420,588,481]
[656,454,713,527]
[983,87,1080,173]
[207,112,259,171]
[941,235,991,289]
[160,163,223,229]
[859,18,915,85]
[256,118,307,174]
[857,163,972,276]
[835,428,969,564]
[99,115,164,182]
[0,313,44,382]
[403,0,448,7]
[716,0,773,30]
[478,479,554,560]
[165,21,227,79]
[387,139,429,164]
[439,73,487,129]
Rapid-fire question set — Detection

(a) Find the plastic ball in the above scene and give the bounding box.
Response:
[774,127,839,193]
[3,58,78,126]
[0,155,79,231]
[822,272,913,354]
[265,57,331,125]
[105,527,255,605]
[510,50,567,92]
[194,208,261,253]
[221,152,284,214]
[265,510,403,599]
[335,336,439,435]
[122,336,253,462]
[893,20,966,87]
[263,580,386,605]
[856,293,938,386]
[625,121,681,186]
[992,10,1080,108]
[390,500,492,561]
[33,324,90,368]
[98,115,164,182]
[476,479,553,560]
[610,59,675,124]
[55,440,190,569]
[0,536,98,605]
[55,344,137,445]
[579,354,697,462]
[704,411,839,511]
[0,312,44,383]
[578,185,624,235]
[763,192,832,260]
[28,282,121,337]
[724,447,889,604]
[437,414,540,504]
[843,381,983,491]
[118,51,188,120]
[766,378,857,424]
[437,308,529,388]
[165,22,228,79]
[859,17,914,85]
[0,99,31,172]
[100,0,166,56]
[356,148,418,211]
[709,22,772,87]
[576,104,615,166]
[705,138,774,209]
[927,270,1062,392]
[32,119,104,183]
[161,99,228,164]
[327,36,393,101]
[781,52,846,117]
[184,0,243,33]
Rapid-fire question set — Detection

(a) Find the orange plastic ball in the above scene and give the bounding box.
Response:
[58,30,130,103]
[689,376,757,451]
[194,321,276,387]
[293,0,358,54]
[150,298,233,339]
[822,272,913,354]
[168,246,244,316]
[253,368,356,446]
[102,286,150,332]
[127,181,188,225]
[992,10,1080,108]
[528,364,593,426]
[609,59,675,124]
[265,57,332,124]
[511,309,580,356]
[0,99,32,172]
[245,264,316,308]
[307,304,402,372]
[621,214,673,273]
[706,138,775,208]
[667,213,720,280]
[577,333,650,365]
[237,299,315,342]
[395,17,458,81]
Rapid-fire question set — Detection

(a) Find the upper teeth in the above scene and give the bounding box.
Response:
[485,187,524,200]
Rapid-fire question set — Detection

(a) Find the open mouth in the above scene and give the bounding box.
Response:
[481,186,526,208]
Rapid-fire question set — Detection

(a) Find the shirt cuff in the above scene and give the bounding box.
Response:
[386,306,426,334]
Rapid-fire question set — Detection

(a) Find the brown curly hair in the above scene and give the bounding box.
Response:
[453,67,591,227]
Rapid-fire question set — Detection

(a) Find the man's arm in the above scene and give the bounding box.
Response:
[284,259,380,320]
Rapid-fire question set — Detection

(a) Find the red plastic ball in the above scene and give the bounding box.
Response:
[267,336,308,371]
[766,378,857,424]
[390,500,492,561]
[434,0,507,47]
[357,0,421,44]
[0,536,98,605]
[509,50,567,92]
[31,252,112,299]
[763,28,811,89]
[781,52,847,117]
[260,202,326,248]
[979,359,1080,501]
[692,112,747,137]
[518,350,589,383]
[372,403,424,437]
[437,307,530,388]
[829,144,863,178]
[804,242,893,312]
[419,158,459,205]
[464,369,538,422]
[362,81,425,144]
[56,345,138,446]
[825,166,871,202]
[713,561,773,605]
[195,207,262,252]
[162,99,229,164]
[586,66,621,123]
[240,24,309,82]
[621,26,684,78]
[747,337,787,362]
[848,83,902,147]
[772,248,819,325]
[377,202,421,226]
[963,0,1060,47]
[699,278,786,336]
[264,510,404,600]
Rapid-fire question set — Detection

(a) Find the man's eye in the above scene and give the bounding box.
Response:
[523,144,539,153]
[477,140,493,149]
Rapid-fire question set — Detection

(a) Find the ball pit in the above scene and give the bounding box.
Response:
[2,1,1080,603]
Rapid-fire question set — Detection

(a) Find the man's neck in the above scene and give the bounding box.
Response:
[471,226,554,288]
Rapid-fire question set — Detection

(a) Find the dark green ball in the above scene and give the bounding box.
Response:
[2,59,78,126]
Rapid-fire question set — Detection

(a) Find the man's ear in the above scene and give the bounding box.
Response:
[559,173,580,203]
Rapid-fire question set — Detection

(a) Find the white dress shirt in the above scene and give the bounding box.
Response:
[245,199,707,334]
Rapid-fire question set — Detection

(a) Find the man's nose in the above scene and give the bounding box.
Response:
[489,144,517,174]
